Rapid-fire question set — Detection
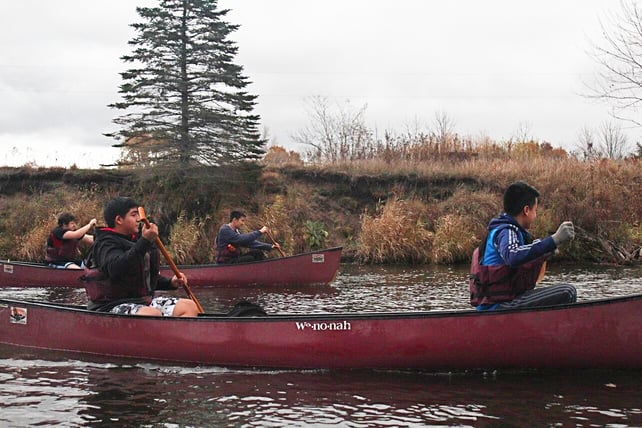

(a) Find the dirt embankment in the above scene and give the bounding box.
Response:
[1,166,484,260]
[1,166,637,265]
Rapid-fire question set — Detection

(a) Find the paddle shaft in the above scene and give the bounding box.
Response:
[265,229,286,257]
[138,210,204,313]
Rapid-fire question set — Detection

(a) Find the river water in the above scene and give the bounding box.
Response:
[1,262,642,427]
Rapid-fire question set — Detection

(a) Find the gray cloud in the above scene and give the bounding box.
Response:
[0,0,629,167]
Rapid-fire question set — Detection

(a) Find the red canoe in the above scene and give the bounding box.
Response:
[0,247,342,288]
[1,293,641,369]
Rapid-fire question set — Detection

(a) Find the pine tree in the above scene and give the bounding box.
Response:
[108,0,265,166]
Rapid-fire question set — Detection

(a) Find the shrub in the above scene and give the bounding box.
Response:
[435,187,501,241]
[259,194,296,255]
[304,220,328,250]
[431,214,480,264]
[356,197,433,264]
[167,212,212,264]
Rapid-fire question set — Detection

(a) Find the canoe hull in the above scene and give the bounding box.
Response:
[1,294,641,369]
[0,247,342,288]
[160,247,342,287]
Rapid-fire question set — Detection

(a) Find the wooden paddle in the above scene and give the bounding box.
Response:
[138,207,204,314]
[265,229,286,257]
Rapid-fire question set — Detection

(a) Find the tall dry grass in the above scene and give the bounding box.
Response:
[2,145,641,266]
[356,197,434,264]
[430,214,480,264]
[353,154,642,264]
[167,212,212,264]
[258,194,297,255]
[257,181,344,255]
[2,191,103,261]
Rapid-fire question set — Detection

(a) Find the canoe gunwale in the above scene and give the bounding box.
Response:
[169,246,343,270]
[2,292,642,322]
[2,292,641,369]
[0,246,344,271]
[0,247,343,288]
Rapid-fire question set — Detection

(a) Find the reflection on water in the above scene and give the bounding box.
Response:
[1,262,642,426]
[1,353,641,427]
[3,262,642,314]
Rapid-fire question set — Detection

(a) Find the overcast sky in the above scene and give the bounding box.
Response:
[0,1,628,168]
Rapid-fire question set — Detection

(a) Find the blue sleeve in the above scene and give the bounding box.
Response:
[216,225,236,249]
[246,240,273,251]
[496,227,556,267]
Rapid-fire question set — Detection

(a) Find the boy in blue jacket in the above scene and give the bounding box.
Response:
[470,181,577,310]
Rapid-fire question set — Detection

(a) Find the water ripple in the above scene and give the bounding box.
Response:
[2,264,642,426]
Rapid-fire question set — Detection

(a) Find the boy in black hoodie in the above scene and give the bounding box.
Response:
[84,197,199,317]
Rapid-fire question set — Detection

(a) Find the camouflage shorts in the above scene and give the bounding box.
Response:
[110,296,179,316]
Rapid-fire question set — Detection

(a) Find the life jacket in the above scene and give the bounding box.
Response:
[469,235,547,306]
[45,230,79,263]
[80,233,159,311]
[216,243,238,264]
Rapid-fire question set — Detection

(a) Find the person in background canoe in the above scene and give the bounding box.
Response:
[45,212,96,269]
[215,210,280,264]
[82,197,199,317]
[469,181,577,311]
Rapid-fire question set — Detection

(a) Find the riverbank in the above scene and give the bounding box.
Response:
[1,155,640,265]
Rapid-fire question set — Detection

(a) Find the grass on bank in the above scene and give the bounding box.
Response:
[1,148,641,265]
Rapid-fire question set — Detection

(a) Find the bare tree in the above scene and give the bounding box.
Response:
[431,110,456,148]
[576,125,597,161]
[402,115,424,141]
[293,96,373,163]
[588,0,642,126]
[598,121,629,159]
[512,121,533,143]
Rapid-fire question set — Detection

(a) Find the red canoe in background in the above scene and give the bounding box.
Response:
[1,293,641,369]
[0,247,342,288]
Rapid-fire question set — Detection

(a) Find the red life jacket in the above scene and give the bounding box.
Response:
[469,247,547,306]
[216,243,238,264]
[45,231,79,263]
[81,247,157,311]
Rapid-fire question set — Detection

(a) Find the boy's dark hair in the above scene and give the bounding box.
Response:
[503,181,540,216]
[104,197,140,228]
[57,212,76,227]
[229,210,246,222]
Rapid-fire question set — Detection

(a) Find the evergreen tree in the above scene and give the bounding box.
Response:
[108,0,265,166]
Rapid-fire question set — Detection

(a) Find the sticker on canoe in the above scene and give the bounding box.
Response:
[3,264,13,274]
[295,321,351,331]
[311,254,325,263]
[10,306,27,324]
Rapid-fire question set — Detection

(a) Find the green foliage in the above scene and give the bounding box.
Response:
[109,0,266,166]
[304,220,328,250]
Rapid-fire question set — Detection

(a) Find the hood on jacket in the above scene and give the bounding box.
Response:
[487,213,533,242]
